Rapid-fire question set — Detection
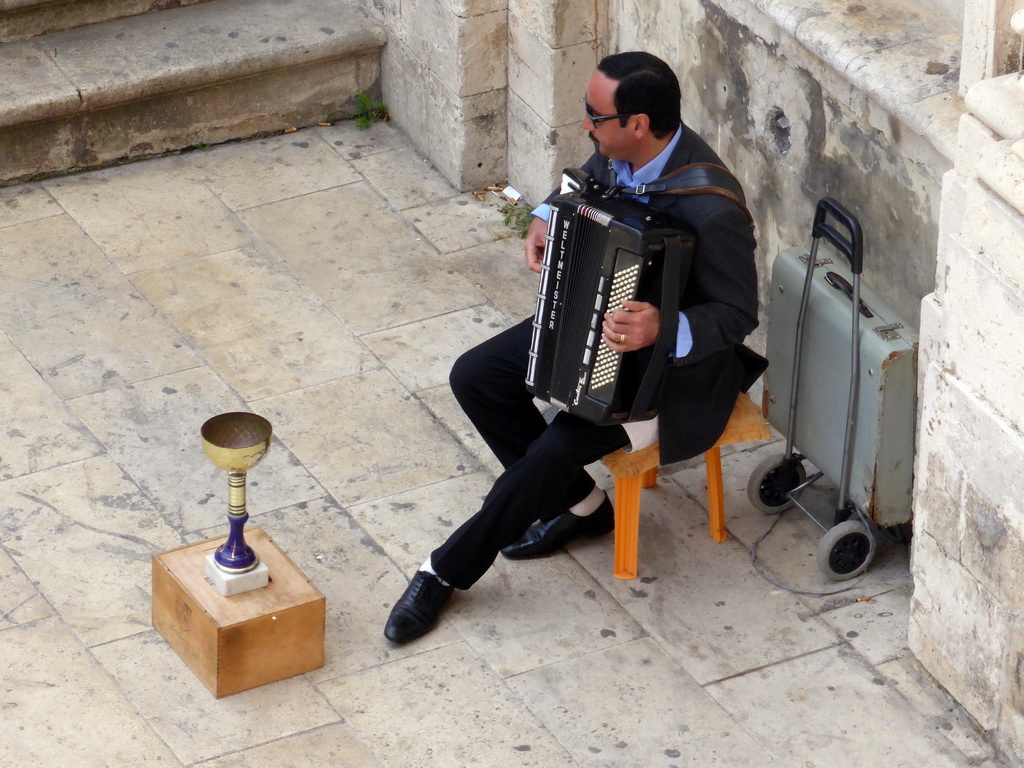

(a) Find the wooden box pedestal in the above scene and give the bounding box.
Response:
[152,528,325,698]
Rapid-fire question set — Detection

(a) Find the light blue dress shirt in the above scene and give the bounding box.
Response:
[530,127,694,358]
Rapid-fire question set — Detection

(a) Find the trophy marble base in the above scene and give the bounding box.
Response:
[205,554,269,596]
[152,528,325,698]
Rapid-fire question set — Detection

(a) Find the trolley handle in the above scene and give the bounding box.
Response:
[812,197,863,275]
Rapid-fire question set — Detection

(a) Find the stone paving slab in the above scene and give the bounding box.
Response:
[418,382,506,478]
[0,214,200,399]
[194,724,383,767]
[241,182,488,335]
[0,181,63,226]
[405,194,517,253]
[507,637,776,766]
[0,455,183,646]
[1,619,179,766]
[184,131,363,211]
[321,642,580,768]
[70,366,325,532]
[0,547,52,629]
[706,644,972,766]
[571,478,841,686]
[448,555,647,679]
[0,332,102,480]
[363,303,509,393]
[346,471,497,576]
[93,631,340,765]
[351,143,466,211]
[43,156,251,274]
[257,369,475,508]
[448,234,538,323]
[132,247,378,400]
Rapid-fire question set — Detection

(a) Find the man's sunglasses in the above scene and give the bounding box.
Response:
[583,97,635,125]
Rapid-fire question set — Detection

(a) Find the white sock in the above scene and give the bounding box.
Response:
[569,487,607,517]
[419,557,450,586]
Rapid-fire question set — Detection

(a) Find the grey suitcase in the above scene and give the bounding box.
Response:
[748,198,918,580]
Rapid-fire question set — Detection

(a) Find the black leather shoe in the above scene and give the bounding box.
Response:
[501,495,614,559]
[384,571,455,644]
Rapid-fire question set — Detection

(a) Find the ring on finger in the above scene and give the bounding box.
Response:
[619,333,626,343]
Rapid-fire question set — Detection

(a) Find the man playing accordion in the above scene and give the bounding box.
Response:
[385,51,761,644]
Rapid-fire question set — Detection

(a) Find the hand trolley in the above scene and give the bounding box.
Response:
[747,198,917,580]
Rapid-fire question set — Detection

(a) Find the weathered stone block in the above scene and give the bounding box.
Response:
[961,177,1024,292]
[368,0,402,27]
[509,14,595,127]
[960,479,1024,616]
[908,90,964,164]
[506,89,592,206]
[940,243,1024,428]
[954,113,998,177]
[0,46,81,126]
[976,139,1024,218]
[0,53,382,184]
[914,370,1024,608]
[935,171,967,281]
[964,71,1024,141]
[384,40,505,191]
[442,0,507,15]
[996,636,1024,767]
[916,295,944,397]
[910,391,964,557]
[510,0,596,48]
[909,530,1003,730]
[394,0,507,98]
[0,0,210,43]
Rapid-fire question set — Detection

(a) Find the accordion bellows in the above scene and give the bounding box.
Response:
[526,191,695,425]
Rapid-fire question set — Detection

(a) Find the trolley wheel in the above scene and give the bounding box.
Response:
[816,520,876,581]
[746,453,806,515]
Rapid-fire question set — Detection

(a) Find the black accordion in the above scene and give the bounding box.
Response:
[526,177,695,426]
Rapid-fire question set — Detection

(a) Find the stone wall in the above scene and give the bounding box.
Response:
[370,0,509,192]
[505,0,606,205]
[910,69,1024,762]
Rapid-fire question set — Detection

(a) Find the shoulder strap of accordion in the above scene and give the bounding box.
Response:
[618,163,755,230]
[629,233,688,422]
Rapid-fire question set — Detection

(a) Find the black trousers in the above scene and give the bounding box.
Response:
[431,318,630,590]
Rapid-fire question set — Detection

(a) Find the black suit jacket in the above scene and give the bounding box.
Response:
[546,125,761,463]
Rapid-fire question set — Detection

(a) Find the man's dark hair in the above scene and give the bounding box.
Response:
[597,51,682,137]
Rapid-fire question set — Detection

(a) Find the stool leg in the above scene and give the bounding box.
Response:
[640,467,657,488]
[705,446,727,542]
[613,476,641,580]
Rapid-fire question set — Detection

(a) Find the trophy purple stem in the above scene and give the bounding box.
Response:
[215,511,258,571]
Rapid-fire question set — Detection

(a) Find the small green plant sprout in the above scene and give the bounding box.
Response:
[353,93,389,129]
[500,199,533,239]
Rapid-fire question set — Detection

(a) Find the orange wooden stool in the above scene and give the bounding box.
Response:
[602,392,771,579]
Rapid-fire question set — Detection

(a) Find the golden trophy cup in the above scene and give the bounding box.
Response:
[201,412,272,595]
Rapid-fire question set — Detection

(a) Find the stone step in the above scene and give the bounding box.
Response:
[0,0,386,185]
[0,0,214,44]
